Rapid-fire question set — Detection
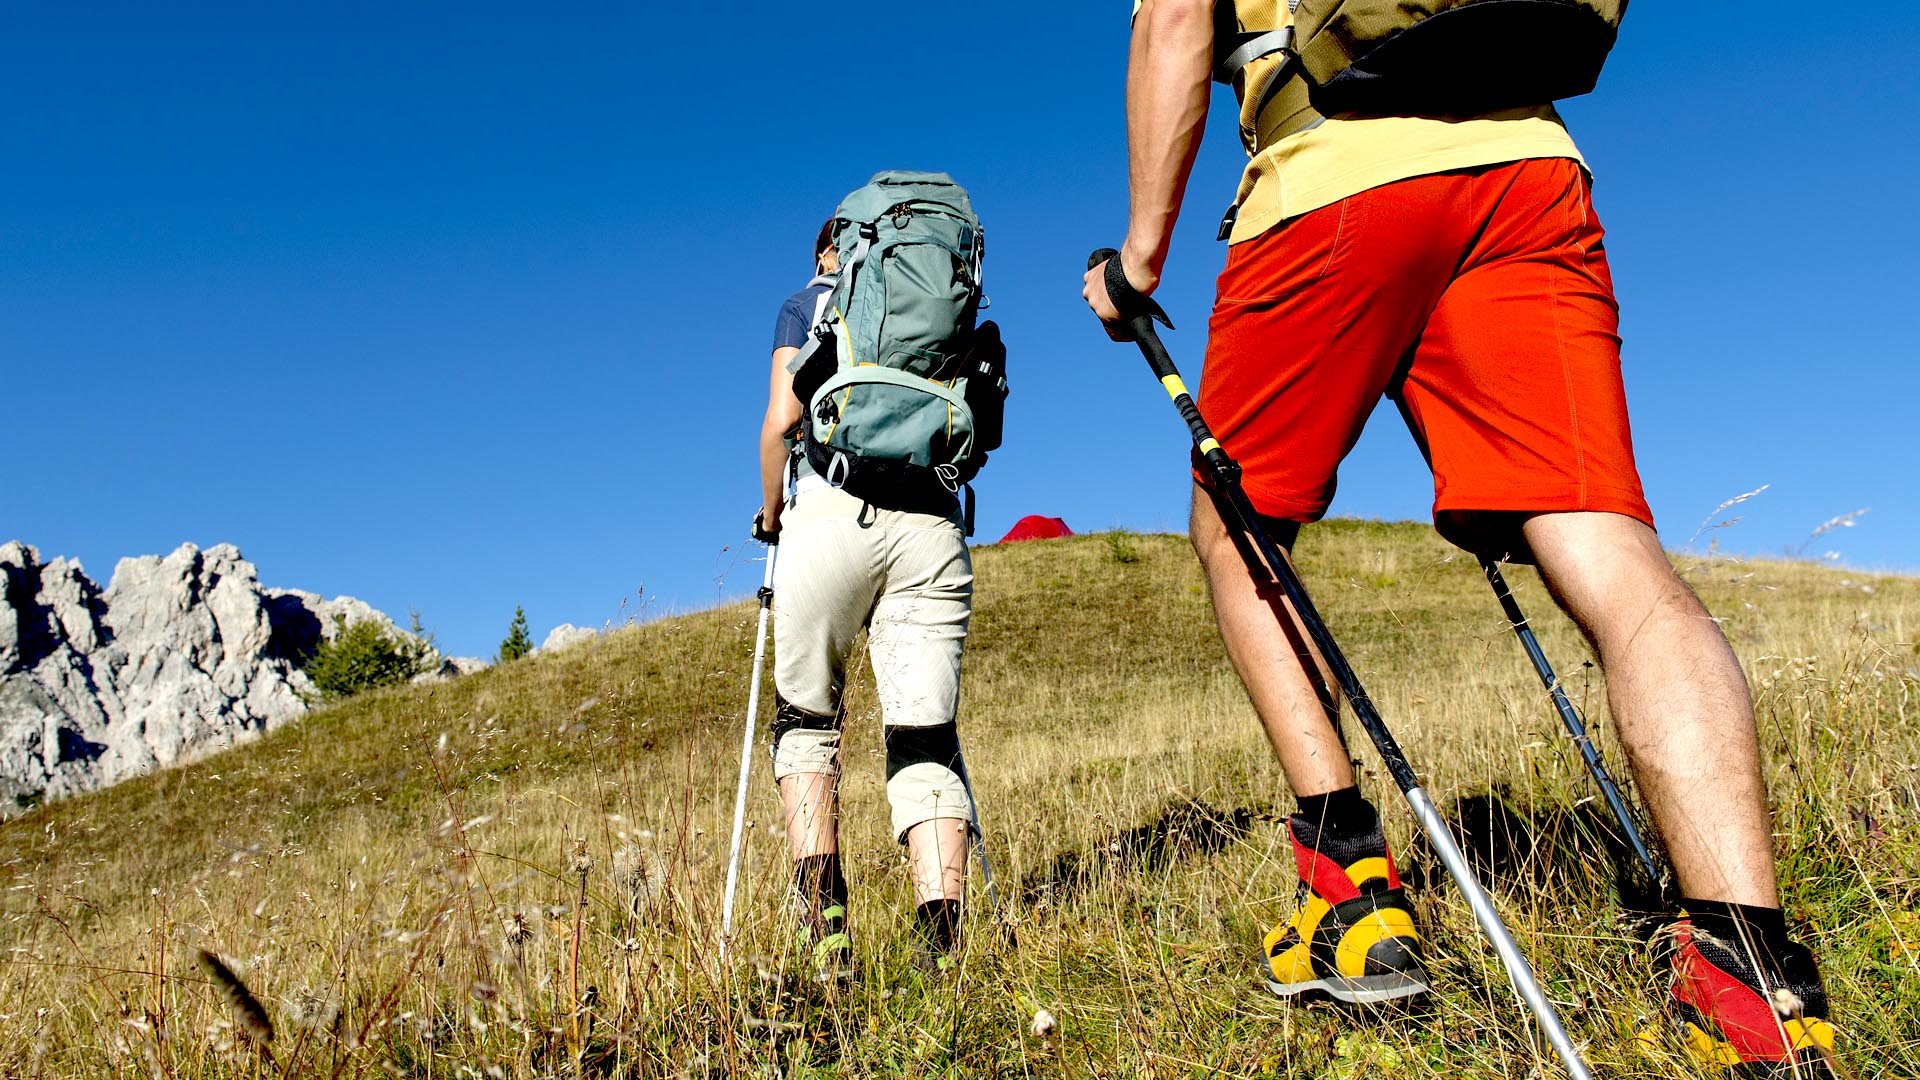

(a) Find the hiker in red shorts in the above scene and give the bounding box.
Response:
[1082,1,1840,1070]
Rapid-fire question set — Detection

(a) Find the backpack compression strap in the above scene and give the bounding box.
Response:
[1215,26,1292,83]
[1222,24,1321,148]
[800,224,878,368]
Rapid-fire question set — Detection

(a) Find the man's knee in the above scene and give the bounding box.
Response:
[1189,484,1299,574]
[884,722,974,844]
[1189,485,1245,569]
[770,695,845,779]
[1189,489,1224,563]
[1527,512,1713,645]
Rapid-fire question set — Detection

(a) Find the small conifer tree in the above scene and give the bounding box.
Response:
[303,614,435,702]
[499,605,533,663]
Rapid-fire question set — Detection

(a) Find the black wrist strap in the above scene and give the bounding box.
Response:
[1104,257,1175,330]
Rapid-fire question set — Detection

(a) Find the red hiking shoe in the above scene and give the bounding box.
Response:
[1668,918,1839,1075]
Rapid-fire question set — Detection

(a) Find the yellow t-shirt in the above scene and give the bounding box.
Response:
[1217,2,1587,243]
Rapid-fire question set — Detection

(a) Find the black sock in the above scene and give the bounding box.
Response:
[794,854,848,931]
[914,898,962,954]
[1294,785,1378,842]
[1682,897,1791,967]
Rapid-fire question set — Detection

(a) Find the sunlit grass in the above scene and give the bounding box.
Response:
[1,523,1913,1077]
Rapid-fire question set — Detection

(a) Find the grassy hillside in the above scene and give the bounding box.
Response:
[2,523,1915,1078]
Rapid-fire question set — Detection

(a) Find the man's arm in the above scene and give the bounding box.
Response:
[758,346,805,535]
[1084,0,1215,320]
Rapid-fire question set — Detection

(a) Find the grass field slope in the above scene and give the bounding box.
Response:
[2,523,1915,1078]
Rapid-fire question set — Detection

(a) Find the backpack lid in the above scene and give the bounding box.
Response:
[864,169,959,187]
[835,170,978,226]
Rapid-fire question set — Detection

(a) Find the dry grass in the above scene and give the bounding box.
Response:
[1,522,1915,1077]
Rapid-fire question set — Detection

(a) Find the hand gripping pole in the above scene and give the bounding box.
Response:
[720,541,778,960]
[1088,249,1593,1079]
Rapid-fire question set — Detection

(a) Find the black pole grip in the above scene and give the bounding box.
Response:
[1087,247,1174,337]
[1131,316,1181,382]
[751,511,780,546]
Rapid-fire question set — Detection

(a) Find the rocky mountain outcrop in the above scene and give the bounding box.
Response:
[537,623,599,654]
[0,541,478,812]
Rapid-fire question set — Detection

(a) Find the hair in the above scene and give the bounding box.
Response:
[814,218,836,264]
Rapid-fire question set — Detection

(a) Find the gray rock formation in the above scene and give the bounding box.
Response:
[0,541,481,812]
[537,623,599,654]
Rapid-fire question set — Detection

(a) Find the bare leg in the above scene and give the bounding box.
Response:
[905,817,968,905]
[780,772,839,859]
[1523,511,1777,907]
[1189,485,1351,797]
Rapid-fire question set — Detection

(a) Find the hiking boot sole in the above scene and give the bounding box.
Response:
[811,958,858,986]
[1262,967,1430,1004]
[1675,1019,1833,1078]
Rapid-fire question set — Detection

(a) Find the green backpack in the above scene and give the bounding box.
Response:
[788,171,1006,529]
[1217,0,1628,146]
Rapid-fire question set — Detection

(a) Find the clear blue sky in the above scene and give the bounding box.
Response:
[5,4,1916,659]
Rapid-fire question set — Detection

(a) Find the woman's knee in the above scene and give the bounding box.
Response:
[884,722,974,843]
[769,695,845,777]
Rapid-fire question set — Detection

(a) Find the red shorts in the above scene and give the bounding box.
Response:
[1198,157,1653,559]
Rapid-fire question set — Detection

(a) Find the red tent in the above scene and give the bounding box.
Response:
[997,515,1074,543]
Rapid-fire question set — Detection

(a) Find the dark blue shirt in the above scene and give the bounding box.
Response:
[773,275,835,351]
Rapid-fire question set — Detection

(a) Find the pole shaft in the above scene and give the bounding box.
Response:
[1483,563,1662,887]
[1407,787,1593,1080]
[720,545,779,956]
[1138,341,1419,791]
[953,751,1004,920]
[1391,394,1661,889]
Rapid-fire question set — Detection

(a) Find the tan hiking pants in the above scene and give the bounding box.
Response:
[771,480,975,841]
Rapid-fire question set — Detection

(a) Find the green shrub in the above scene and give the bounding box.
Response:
[303,614,435,702]
[498,605,533,663]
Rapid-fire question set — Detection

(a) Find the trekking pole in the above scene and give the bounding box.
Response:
[1088,250,1593,1080]
[720,537,779,961]
[953,751,1013,942]
[1388,396,1666,897]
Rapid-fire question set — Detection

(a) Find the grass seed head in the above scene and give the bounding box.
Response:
[196,949,274,1045]
[500,909,533,954]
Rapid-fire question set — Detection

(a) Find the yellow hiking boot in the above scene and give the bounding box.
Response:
[1262,815,1428,1003]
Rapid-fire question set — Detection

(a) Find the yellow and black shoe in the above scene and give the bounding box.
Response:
[803,903,857,984]
[909,898,961,981]
[792,854,857,984]
[1261,815,1428,1004]
[1667,919,1839,1076]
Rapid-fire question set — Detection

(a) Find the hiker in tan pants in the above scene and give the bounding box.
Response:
[755,221,978,978]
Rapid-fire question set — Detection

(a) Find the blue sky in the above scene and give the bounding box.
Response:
[5,4,1916,659]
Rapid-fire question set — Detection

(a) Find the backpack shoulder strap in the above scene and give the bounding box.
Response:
[785,273,842,375]
[807,274,835,326]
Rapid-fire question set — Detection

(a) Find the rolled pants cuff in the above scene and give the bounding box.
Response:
[887,762,975,845]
